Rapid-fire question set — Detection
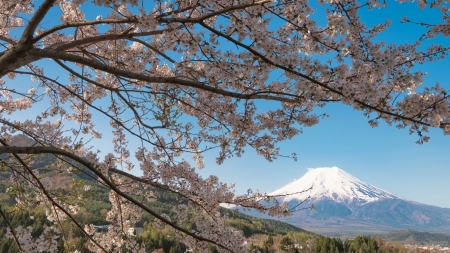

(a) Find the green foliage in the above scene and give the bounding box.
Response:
[264,234,274,248]
[207,243,219,253]
[345,236,379,253]
[280,236,296,253]
[137,226,187,253]
[315,237,344,253]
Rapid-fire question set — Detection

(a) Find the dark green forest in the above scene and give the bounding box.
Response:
[383,230,450,246]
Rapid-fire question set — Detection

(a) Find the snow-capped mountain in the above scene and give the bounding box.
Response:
[244,167,450,236]
[270,166,402,204]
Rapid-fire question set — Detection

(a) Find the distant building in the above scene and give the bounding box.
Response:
[93,225,143,236]
[93,225,109,233]
[127,227,143,236]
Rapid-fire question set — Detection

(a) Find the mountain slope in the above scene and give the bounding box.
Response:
[244,167,450,236]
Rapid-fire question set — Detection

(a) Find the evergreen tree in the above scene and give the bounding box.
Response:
[280,236,297,253]
[345,236,379,253]
[315,237,344,253]
[264,235,274,248]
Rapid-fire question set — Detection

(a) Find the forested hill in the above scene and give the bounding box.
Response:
[0,135,308,237]
[220,207,307,237]
[0,134,97,183]
[382,230,450,246]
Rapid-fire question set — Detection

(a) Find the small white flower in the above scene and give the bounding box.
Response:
[342,48,350,56]
[28,88,37,95]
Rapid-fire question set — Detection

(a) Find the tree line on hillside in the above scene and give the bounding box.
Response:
[384,230,450,247]
[314,236,436,253]
[250,234,435,253]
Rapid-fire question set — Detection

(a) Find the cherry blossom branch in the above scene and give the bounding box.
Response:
[13,67,222,159]
[33,18,139,43]
[46,31,163,51]
[0,145,235,252]
[42,25,184,52]
[9,51,450,140]
[197,22,450,130]
[12,18,441,133]
[158,0,271,23]
[128,37,176,63]
[261,5,340,52]
[0,87,39,102]
[48,62,193,147]
[197,22,341,94]
[155,4,197,18]
[30,48,331,103]
[108,167,241,221]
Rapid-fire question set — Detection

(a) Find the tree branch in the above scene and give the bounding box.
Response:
[158,0,271,23]
[0,35,16,45]
[46,30,166,52]
[33,18,138,43]
[21,0,57,43]
[128,38,176,63]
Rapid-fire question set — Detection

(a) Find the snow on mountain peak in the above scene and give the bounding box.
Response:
[270,166,402,204]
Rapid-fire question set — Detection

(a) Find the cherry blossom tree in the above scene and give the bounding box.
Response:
[0,0,449,252]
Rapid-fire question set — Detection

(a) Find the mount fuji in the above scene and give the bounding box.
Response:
[242,167,450,236]
[270,166,403,205]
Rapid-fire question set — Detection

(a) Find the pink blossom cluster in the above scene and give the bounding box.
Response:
[5,226,60,252]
